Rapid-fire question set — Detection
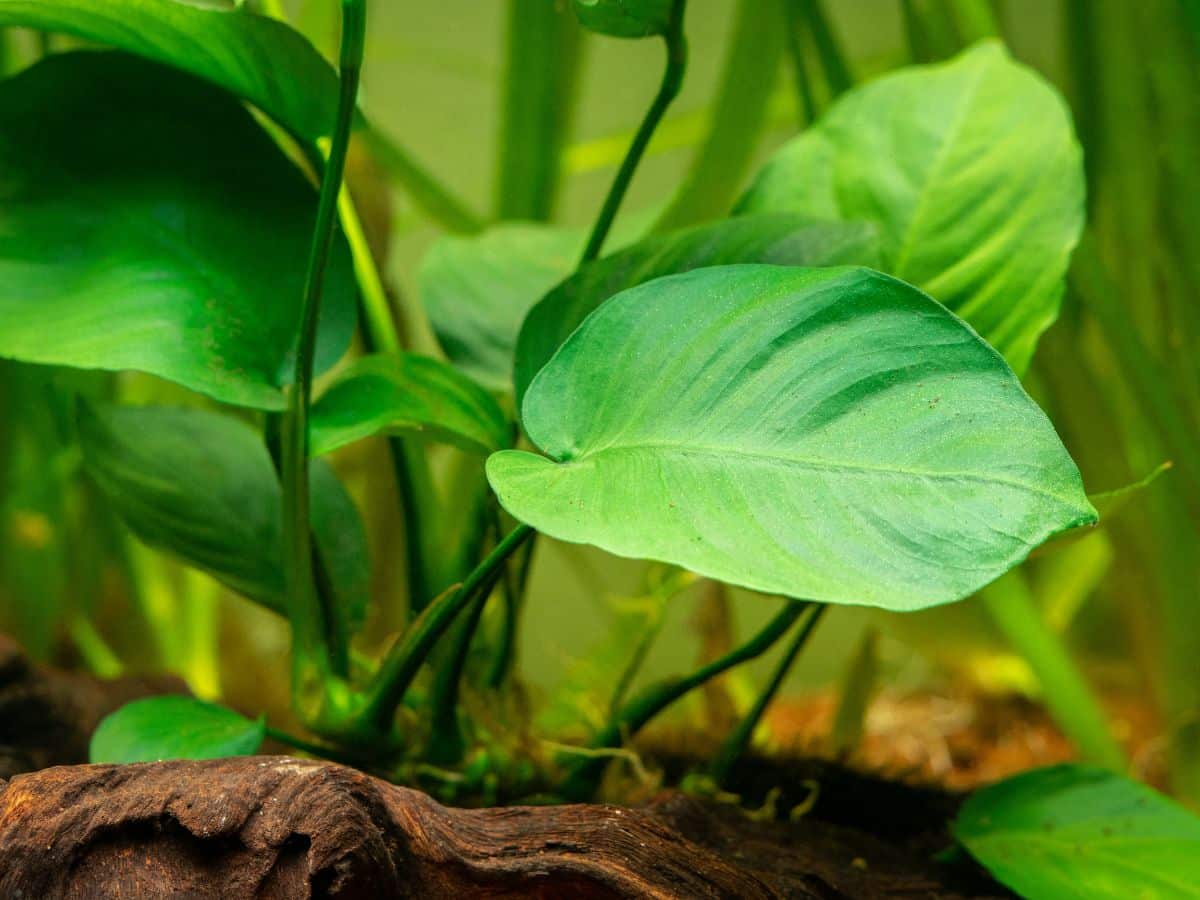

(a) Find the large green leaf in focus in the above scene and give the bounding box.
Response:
[954,765,1200,898]
[489,265,1094,612]
[0,0,337,143]
[0,53,356,409]
[513,214,880,405]
[737,41,1084,373]
[90,697,265,763]
[78,403,370,629]
[310,354,511,456]
[421,223,583,391]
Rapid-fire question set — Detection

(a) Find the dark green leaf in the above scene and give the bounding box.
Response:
[573,0,673,37]
[78,403,369,628]
[90,696,265,763]
[0,0,337,143]
[421,223,582,391]
[954,765,1200,898]
[738,41,1084,373]
[514,213,880,405]
[310,354,511,456]
[489,265,1094,612]
[0,53,356,409]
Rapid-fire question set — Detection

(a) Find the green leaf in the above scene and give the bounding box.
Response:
[573,0,673,37]
[0,52,356,410]
[737,41,1085,373]
[954,765,1200,899]
[421,223,583,391]
[90,697,265,763]
[514,213,880,405]
[488,265,1094,612]
[0,0,337,143]
[310,354,511,456]
[78,403,370,628]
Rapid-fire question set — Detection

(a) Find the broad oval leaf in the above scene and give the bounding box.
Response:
[0,0,337,143]
[0,53,355,409]
[954,765,1200,899]
[573,0,673,38]
[78,403,370,629]
[311,354,511,456]
[488,265,1094,612]
[737,41,1084,373]
[90,697,265,763]
[513,214,880,405]
[421,223,583,391]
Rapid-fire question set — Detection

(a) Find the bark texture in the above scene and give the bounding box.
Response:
[0,756,1001,899]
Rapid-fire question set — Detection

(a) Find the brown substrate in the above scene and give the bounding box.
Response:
[0,755,1005,899]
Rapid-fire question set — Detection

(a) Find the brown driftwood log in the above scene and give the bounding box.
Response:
[0,633,185,779]
[0,756,1001,899]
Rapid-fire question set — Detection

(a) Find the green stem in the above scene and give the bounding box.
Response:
[980,576,1125,771]
[580,0,688,263]
[654,0,781,230]
[485,518,523,689]
[779,0,817,124]
[281,0,367,711]
[709,603,824,785]
[795,0,852,97]
[560,596,807,800]
[496,0,584,221]
[69,616,123,679]
[359,524,535,735]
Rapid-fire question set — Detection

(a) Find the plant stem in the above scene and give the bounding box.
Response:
[579,0,688,263]
[794,0,852,98]
[654,0,781,230]
[496,0,584,221]
[281,0,367,710]
[426,580,498,764]
[709,602,824,785]
[560,596,808,801]
[779,0,817,125]
[359,524,534,736]
[980,576,1125,771]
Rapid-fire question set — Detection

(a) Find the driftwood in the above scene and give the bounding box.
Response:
[0,756,1002,899]
[0,633,184,779]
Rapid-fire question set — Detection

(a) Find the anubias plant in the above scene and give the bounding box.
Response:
[0,0,1195,893]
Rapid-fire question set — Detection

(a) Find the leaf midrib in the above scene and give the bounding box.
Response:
[554,441,1088,512]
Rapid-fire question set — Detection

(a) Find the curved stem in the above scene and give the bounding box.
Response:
[578,0,688,264]
[709,603,825,785]
[281,0,367,706]
[358,524,535,736]
[560,596,808,801]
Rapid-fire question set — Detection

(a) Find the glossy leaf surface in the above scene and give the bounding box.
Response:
[0,0,337,142]
[421,223,582,391]
[573,0,673,38]
[738,41,1084,373]
[79,404,369,628]
[310,354,511,456]
[0,53,356,409]
[514,214,880,405]
[955,765,1200,898]
[489,265,1094,612]
[90,697,265,764]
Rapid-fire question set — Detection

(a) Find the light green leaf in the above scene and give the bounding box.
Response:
[90,697,265,763]
[78,403,370,629]
[0,0,337,143]
[514,214,880,405]
[488,265,1094,612]
[0,53,356,410]
[738,41,1084,373]
[573,0,673,38]
[310,354,511,456]
[954,765,1200,899]
[421,223,583,392]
